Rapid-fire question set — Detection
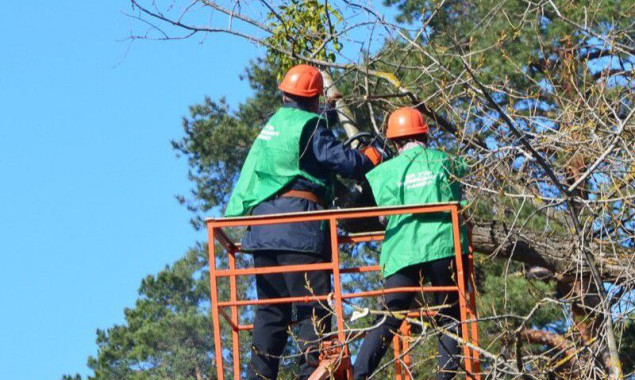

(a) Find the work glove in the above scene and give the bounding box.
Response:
[360,146,383,166]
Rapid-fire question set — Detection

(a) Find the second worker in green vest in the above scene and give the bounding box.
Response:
[353,107,469,380]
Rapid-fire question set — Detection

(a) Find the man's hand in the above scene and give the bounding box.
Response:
[326,93,342,107]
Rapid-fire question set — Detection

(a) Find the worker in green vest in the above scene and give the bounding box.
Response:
[353,107,469,380]
[225,64,383,380]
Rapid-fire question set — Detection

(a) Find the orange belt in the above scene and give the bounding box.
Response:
[280,189,325,206]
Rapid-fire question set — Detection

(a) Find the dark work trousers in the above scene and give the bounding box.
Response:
[247,250,332,380]
[353,256,468,380]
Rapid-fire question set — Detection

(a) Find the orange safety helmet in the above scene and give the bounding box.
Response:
[386,107,429,139]
[278,64,324,97]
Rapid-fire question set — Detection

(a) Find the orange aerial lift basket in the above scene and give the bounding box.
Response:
[206,202,481,380]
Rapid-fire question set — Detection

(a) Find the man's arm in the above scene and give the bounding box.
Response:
[307,124,375,179]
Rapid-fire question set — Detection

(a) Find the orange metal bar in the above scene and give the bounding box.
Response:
[468,250,481,375]
[401,323,412,380]
[218,294,330,308]
[393,322,412,380]
[339,232,385,244]
[216,263,380,278]
[216,263,381,277]
[214,262,334,277]
[206,204,458,228]
[209,229,384,252]
[208,227,225,380]
[463,227,481,377]
[450,207,474,379]
[216,286,459,308]
[228,249,240,380]
[328,217,352,380]
[393,332,403,380]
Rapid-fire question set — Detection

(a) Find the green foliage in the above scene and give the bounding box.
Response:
[478,256,561,327]
[265,0,343,76]
[86,247,213,380]
[61,375,82,380]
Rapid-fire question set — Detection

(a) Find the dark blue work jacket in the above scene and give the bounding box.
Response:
[241,103,374,254]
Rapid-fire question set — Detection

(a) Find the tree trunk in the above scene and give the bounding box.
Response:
[470,219,631,283]
[321,70,359,138]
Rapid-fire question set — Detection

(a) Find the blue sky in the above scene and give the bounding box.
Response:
[0,1,261,378]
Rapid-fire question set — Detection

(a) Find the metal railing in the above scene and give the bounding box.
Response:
[206,202,480,380]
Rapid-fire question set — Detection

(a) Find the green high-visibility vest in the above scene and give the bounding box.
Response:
[366,146,469,277]
[224,107,327,217]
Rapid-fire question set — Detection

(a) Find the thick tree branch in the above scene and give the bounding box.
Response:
[471,220,634,283]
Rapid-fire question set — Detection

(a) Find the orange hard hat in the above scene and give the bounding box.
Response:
[386,107,429,139]
[278,64,324,97]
